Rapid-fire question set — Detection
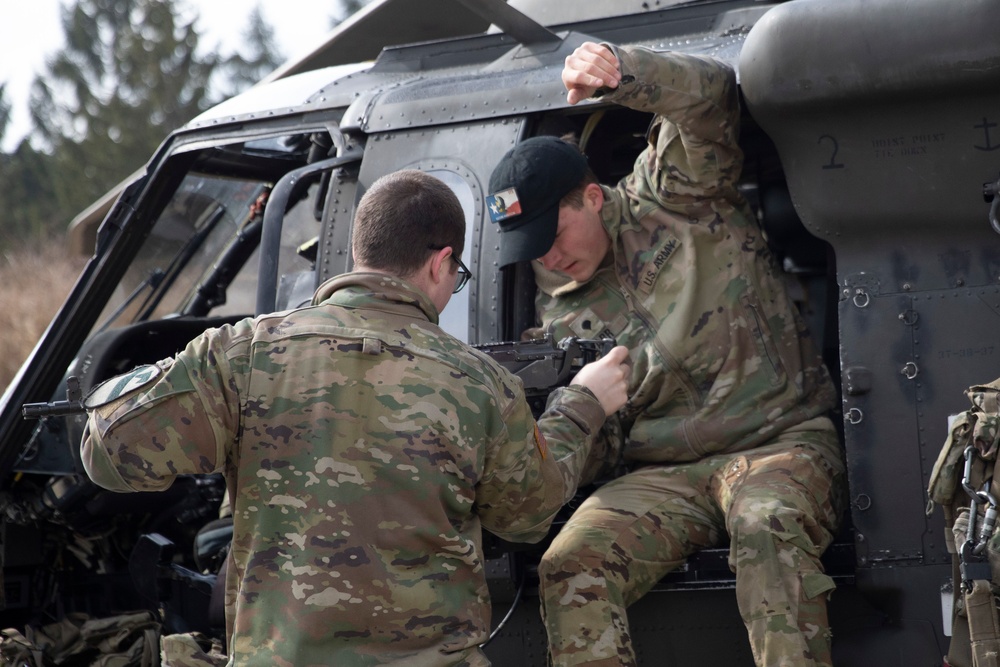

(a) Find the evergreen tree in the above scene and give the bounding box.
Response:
[0,145,61,250]
[28,0,218,224]
[0,83,61,250]
[220,5,284,97]
[2,0,369,246]
[0,84,10,144]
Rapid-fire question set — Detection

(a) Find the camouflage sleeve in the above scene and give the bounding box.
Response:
[81,324,245,493]
[538,385,615,486]
[476,374,605,543]
[600,44,743,198]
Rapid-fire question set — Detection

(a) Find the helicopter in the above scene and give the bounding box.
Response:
[2,0,999,664]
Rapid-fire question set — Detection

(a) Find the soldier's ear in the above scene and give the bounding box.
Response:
[423,246,456,312]
[427,246,452,287]
[583,183,604,211]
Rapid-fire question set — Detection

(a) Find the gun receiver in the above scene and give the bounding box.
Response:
[476,335,616,392]
[22,376,86,419]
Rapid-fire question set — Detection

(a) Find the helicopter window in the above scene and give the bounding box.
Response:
[92,167,325,338]
[91,174,268,333]
[424,168,476,343]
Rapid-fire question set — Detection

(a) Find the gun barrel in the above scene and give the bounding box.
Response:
[22,401,86,419]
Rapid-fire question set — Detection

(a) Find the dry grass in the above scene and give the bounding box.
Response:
[0,242,88,390]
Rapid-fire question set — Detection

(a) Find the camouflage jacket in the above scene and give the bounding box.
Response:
[532,46,837,464]
[82,272,605,666]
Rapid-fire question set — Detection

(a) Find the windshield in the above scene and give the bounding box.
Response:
[92,171,323,336]
[93,175,266,330]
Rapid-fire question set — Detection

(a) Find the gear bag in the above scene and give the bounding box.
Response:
[928,377,1000,667]
[0,610,160,666]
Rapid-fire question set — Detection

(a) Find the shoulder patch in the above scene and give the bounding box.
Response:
[534,423,548,460]
[84,364,162,409]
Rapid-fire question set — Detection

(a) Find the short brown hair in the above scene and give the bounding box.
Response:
[557,134,599,210]
[352,170,465,277]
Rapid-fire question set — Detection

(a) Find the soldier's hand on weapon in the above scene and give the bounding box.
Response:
[570,345,630,417]
[562,41,621,105]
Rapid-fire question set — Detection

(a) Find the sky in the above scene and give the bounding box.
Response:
[0,1,343,151]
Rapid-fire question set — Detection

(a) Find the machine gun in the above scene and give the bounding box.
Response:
[476,335,616,414]
[22,376,86,419]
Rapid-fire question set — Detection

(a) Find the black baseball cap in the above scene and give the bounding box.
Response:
[488,136,589,267]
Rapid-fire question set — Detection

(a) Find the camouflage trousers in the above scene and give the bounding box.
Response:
[539,417,845,666]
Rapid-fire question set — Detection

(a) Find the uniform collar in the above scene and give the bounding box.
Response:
[311,272,440,325]
[599,183,623,240]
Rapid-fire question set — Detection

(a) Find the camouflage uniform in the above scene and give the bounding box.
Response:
[82,272,606,667]
[530,46,846,666]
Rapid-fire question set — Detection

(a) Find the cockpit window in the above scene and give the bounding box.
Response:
[91,174,266,332]
[90,133,329,337]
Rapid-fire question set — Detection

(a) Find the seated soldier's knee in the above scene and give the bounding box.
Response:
[539,519,622,588]
[729,500,782,538]
[729,500,827,567]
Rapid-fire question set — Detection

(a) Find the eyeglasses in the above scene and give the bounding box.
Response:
[429,246,472,293]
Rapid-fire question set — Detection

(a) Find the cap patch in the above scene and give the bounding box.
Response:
[85,364,162,409]
[487,188,522,224]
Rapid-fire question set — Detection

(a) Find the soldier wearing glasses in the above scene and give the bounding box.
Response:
[80,169,629,666]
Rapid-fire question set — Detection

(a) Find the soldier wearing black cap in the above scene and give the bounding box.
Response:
[488,41,845,667]
[488,136,592,269]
